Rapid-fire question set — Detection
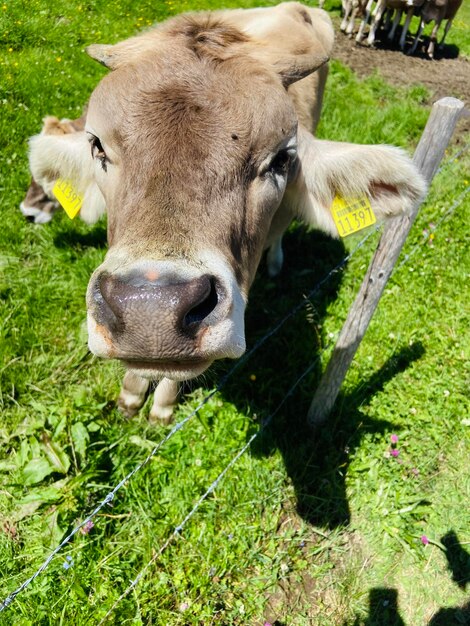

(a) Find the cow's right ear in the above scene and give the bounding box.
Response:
[29,131,106,225]
[287,127,427,237]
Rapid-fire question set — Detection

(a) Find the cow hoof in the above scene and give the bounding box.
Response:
[20,203,54,224]
[149,405,174,426]
[116,393,146,419]
[20,202,40,219]
[33,210,54,224]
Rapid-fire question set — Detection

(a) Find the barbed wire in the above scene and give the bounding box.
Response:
[96,158,470,624]
[2,145,467,613]
[97,347,328,625]
[0,227,376,613]
[436,141,469,174]
[397,184,470,270]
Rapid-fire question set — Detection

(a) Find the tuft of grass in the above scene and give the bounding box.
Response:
[1,1,469,625]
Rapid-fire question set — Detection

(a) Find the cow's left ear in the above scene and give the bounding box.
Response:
[86,44,117,69]
[287,127,427,237]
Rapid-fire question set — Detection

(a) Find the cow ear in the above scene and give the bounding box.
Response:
[288,128,427,237]
[273,50,329,87]
[86,44,117,69]
[28,131,106,225]
[233,5,333,87]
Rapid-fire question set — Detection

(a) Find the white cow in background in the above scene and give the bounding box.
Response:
[363,0,425,49]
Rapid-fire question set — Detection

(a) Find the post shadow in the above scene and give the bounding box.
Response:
[441,530,470,590]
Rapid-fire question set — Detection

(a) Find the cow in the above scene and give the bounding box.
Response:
[409,0,463,58]
[364,0,425,49]
[27,2,426,423]
[20,116,87,224]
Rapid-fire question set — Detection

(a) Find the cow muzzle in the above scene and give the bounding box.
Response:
[86,260,246,380]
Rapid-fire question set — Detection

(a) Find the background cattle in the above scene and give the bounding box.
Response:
[409,0,464,57]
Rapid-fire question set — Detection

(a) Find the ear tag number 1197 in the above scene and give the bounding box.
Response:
[52,179,83,219]
[330,195,376,237]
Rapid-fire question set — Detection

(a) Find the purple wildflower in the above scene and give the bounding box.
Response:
[421,535,429,546]
[390,434,399,445]
[390,449,400,457]
[80,520,94,535]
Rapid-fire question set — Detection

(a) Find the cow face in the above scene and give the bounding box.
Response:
[85,32,306,380]
[29,8,426,382]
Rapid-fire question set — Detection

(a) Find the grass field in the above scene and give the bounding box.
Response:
[1,1,469,625]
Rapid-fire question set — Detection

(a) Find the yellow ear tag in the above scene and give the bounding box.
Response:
[52,179,83,219]
[330,195,376,238]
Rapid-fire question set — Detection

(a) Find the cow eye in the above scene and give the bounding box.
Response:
[265,147,296,180]
[269,149,290,174]
[87,134,108,172]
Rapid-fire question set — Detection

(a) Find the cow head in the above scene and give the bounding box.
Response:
[29,8,426,382]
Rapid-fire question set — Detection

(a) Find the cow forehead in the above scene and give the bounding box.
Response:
[87,51,298,165]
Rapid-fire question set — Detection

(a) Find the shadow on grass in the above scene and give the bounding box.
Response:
[428,600,470,626]
[345,531,470,625]
[53,221,107,250]
[442,530,470,590]
[254,340,424,527]
[345,586,470,626]
[214,224,425,528]
[350,588,406,626]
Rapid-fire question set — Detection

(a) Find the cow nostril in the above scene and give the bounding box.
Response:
[183,278,219,328]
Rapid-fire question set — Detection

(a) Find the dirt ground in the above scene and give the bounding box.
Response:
[332,27,470,141]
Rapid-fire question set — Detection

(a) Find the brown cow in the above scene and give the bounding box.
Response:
[28,3,426,422]
[409,0,463,58]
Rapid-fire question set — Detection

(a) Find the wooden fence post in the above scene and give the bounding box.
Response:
[307,97,464,428]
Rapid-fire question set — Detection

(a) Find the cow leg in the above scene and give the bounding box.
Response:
[267,235,284,277]
[355,0,375,43]
[20,178,60,224]
[346,0,359,35]
[439,17,453,49]
[408,18,425,55]
[340,0,353,32]
[117,371,150,418]
[398,7,414,51]
[427,19,441,59]
[384,8,394,32]
[367,0,386,46]
[149,378,180,425]
[388,9,402,41]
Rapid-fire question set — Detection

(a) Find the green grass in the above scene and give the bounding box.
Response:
[1,1,469,625]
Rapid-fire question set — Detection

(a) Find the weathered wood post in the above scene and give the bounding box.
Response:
[308,97,464,427]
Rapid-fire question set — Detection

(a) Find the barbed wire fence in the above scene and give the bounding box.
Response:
[0,226,377,613]
[1,141,468,617]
